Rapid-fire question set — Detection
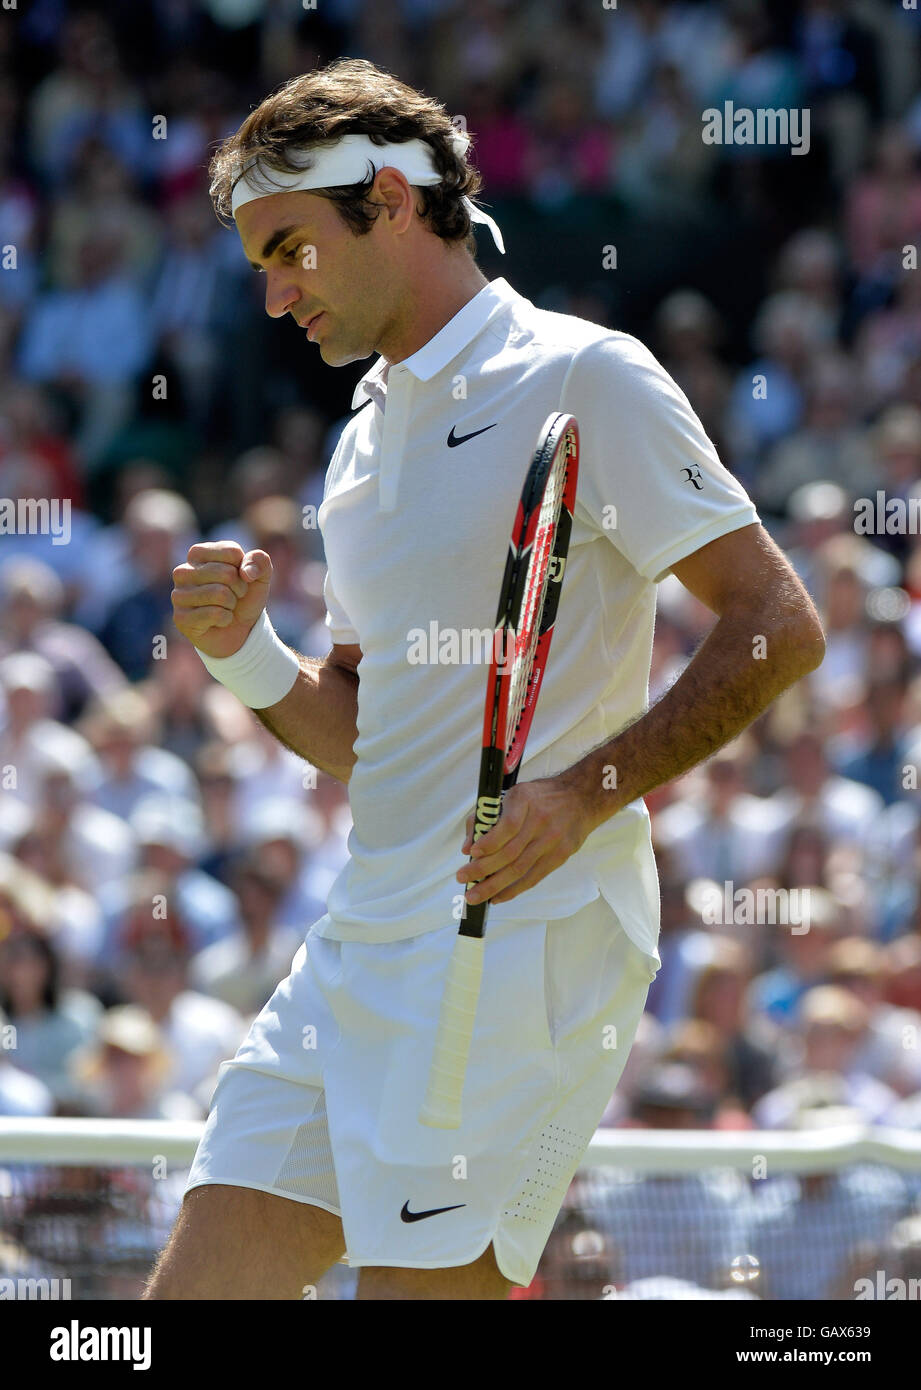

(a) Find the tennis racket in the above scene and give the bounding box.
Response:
[419,411,580,1130]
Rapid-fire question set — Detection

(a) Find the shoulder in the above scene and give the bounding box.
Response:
[558,325,686,409]
[502,298,663,388]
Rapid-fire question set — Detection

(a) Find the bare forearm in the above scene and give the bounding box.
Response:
[254,655,359,783]
[560,603,825,833]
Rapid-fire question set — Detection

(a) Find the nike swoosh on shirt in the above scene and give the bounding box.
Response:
[447,423,498,448]
[400,1201,467,1223]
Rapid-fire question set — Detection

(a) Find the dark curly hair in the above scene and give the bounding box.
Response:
[209,58,483,252]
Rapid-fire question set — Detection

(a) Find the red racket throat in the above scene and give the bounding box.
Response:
[482,415,579,778]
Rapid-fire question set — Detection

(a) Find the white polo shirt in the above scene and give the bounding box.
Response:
[315,277,758,959]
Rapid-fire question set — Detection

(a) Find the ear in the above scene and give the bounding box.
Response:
[370,166,416,235]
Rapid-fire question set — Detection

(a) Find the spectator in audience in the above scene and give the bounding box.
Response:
[833,676,914,807]
[190,851,302,1016]
[655,290,731,454]
[47,140,160,293]
[70,1004,200,1121]
[768,723,884,846]
[113,899,245,1102]
[147,190,226,432]
[749,891,845,1024]
[687,940,780,1112]
[886,934,921,1012]
[524,76,614,208]
[205,445,291,551]
[0,382,83,509]
[753,986,899,1127]
[756,353,876,515]
[659,1019,745,1126]
[0,1005,53,1117]
[81,688,199,822]
[19,756,137,895]
[654,735,793,885]
[846,123,921,281]
[0,652,99,811]
[99,489,198,680]
[9,820,104,988]
[17,231,153,468]
[0,918,101,1105]
[726,292,832,473]
[0,560,127,723]
[140,635,225,766]
[239,798,328,933]
[240,495,315,651]
[855,267,921,413]
[99,797,239,957]
[193,741,242,886]
[826,936,921,1096]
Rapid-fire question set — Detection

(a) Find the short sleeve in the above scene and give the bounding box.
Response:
[561,334,759,583]
[320,420,361,647]
[323,568,360,646]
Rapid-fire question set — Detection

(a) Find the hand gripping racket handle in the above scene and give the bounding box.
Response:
[418,934,485,1129]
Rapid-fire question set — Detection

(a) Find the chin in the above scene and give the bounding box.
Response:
[322,339,374,368]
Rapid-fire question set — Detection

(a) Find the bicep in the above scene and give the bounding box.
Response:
[326,642,363,678]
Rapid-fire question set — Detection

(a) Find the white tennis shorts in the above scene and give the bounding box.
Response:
[185,894,658,1288]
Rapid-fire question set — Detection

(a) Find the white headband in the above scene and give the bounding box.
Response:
[230,130,505,254]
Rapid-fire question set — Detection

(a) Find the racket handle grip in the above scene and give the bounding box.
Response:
[418,934,485,1130]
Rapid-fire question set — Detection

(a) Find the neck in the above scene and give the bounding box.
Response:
[378,246,489,364]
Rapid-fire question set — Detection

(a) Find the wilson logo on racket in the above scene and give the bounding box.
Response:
[474,794,502,838]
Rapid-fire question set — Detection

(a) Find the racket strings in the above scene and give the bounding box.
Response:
[505,452,568,750]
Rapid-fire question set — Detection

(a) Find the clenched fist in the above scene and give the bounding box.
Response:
[171,542,273,659]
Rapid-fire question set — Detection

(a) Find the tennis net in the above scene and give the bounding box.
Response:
[1,1120,920,1300]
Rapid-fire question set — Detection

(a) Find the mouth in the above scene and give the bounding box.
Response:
[304,312,325,341]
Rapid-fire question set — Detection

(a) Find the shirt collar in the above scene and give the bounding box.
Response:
[350,277,521,409]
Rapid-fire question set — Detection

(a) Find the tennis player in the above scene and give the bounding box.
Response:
[147,58,825,1301]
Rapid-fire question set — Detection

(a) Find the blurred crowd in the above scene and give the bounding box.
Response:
[3,0,921,1298]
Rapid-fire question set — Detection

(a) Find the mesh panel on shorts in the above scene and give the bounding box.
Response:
[273,1091,341,1210]
[503,1123,591,1226]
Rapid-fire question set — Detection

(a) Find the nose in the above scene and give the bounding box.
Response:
[264,270,301,320]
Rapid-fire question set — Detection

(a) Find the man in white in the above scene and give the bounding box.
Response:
[148,59,824,1301]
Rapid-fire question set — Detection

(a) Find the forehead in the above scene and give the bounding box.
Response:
[235,190,330,264]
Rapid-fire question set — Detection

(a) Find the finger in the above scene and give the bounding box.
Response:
[490,856,561,904]
[187,541,246,567]
[468,797,529,856]
[465,839,546,905]
[173,561,249,598]
[458,820,535,883]
[173,605,236,634]
[240,549,272,583]
[461,811,475,854]
[172,582,240,612]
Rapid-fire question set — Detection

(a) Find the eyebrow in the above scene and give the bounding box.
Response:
[247,225,301,271]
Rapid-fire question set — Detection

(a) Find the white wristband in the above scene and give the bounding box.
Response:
[197,610,300,708]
